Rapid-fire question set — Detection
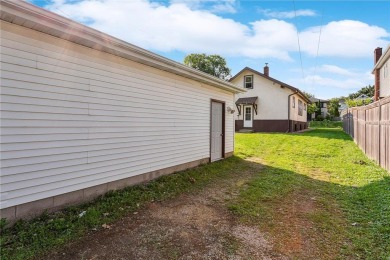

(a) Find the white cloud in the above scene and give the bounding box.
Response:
[297,64,374,79]
[42,1,389,60]
[317,65,356,76]
[303,75,367,89]
[209,2,236,14]
[169,0,237,13]
[44,0,297,60]
[287,64,374,98]
[300,20,390,58]
[259,8,317,19]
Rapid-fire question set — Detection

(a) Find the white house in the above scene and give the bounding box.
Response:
[230,65,310,132]
[338,99,348,114]
[373,46,390,100]
[0,0,244,222]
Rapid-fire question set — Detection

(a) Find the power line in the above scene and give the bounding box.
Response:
[311,9,324,96]
[292,0,304,80]
[41,0,73,20]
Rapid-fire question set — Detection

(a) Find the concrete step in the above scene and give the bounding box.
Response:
[238,129,254,133]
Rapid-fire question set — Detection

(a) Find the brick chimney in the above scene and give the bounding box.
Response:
[374,47,382,101]
[374,47,382,64]
[264,63,269,76]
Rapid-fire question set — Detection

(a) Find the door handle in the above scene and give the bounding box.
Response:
[220,133,224,136]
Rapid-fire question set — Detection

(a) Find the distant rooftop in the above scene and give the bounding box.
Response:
[355,94,372,100]
[309,97,329,103]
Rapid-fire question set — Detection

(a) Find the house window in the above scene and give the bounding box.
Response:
[244,75,253,89]
[292,96,295,108]
[245,107,251,120]
[304,103,307,111]
[298,100,303,116]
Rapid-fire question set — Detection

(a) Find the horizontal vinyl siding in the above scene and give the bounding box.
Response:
[0,22,234,209]
[380,59,390,98]
[232,71,290,120]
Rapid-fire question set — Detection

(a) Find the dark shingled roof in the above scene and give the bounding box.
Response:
[235,96,258,105]
[309,97,329,103]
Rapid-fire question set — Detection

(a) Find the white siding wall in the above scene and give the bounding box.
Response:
[289,93,308,122]
[231,72,290,120]
[0,22,235,209]
[380,59,390,98]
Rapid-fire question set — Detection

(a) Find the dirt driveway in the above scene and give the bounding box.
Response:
[43,158,290,260]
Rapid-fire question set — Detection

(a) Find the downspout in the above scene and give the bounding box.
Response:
[287,91,298,133]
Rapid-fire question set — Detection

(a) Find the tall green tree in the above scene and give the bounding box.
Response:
[307,103,319,114]
[302,91,315,99]
[184,53,231,80]
[328,98,340,117]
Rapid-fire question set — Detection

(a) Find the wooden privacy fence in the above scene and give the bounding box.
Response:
[342,96,390,172]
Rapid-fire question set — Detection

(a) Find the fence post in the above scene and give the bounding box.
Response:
[378,100,381,166]
[347,109,350,135]
[356,109,358,142]
[342,96,390,172]
[349,109,352,136]
[364,108,367,153]
[348,109,351,135]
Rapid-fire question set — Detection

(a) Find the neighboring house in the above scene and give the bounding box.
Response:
[0,0,244,222]
[373,46,390,100]
[230,65,310,132]
[308,97,329,120]
[355,94,371,100]
[338,99,348,114]
[339,95,373,114]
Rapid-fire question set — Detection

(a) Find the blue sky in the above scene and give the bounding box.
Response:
[31,0,390,99]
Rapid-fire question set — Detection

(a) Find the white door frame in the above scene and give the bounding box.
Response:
[210,100,225,162]
[243,105,253,128]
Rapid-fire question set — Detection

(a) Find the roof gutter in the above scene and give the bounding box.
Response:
[0,0,245,94]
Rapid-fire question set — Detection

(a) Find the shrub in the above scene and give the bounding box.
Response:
[309,121,343,128]
[346,98,372,108]
[325,115,334,121]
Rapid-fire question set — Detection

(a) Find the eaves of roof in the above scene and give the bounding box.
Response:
[0,0,245,94]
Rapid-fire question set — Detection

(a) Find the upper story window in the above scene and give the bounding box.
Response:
[244,75,253,89]
[304,103,307,111]
[298,100,303,116]
[292,96,295,108]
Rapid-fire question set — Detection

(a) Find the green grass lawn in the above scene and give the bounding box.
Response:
[1,128,388,259]
[309,120,343,128]
[232,128,390,259]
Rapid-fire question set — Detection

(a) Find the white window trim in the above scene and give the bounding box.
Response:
[298,99,303,116]
[244,75,253,89]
